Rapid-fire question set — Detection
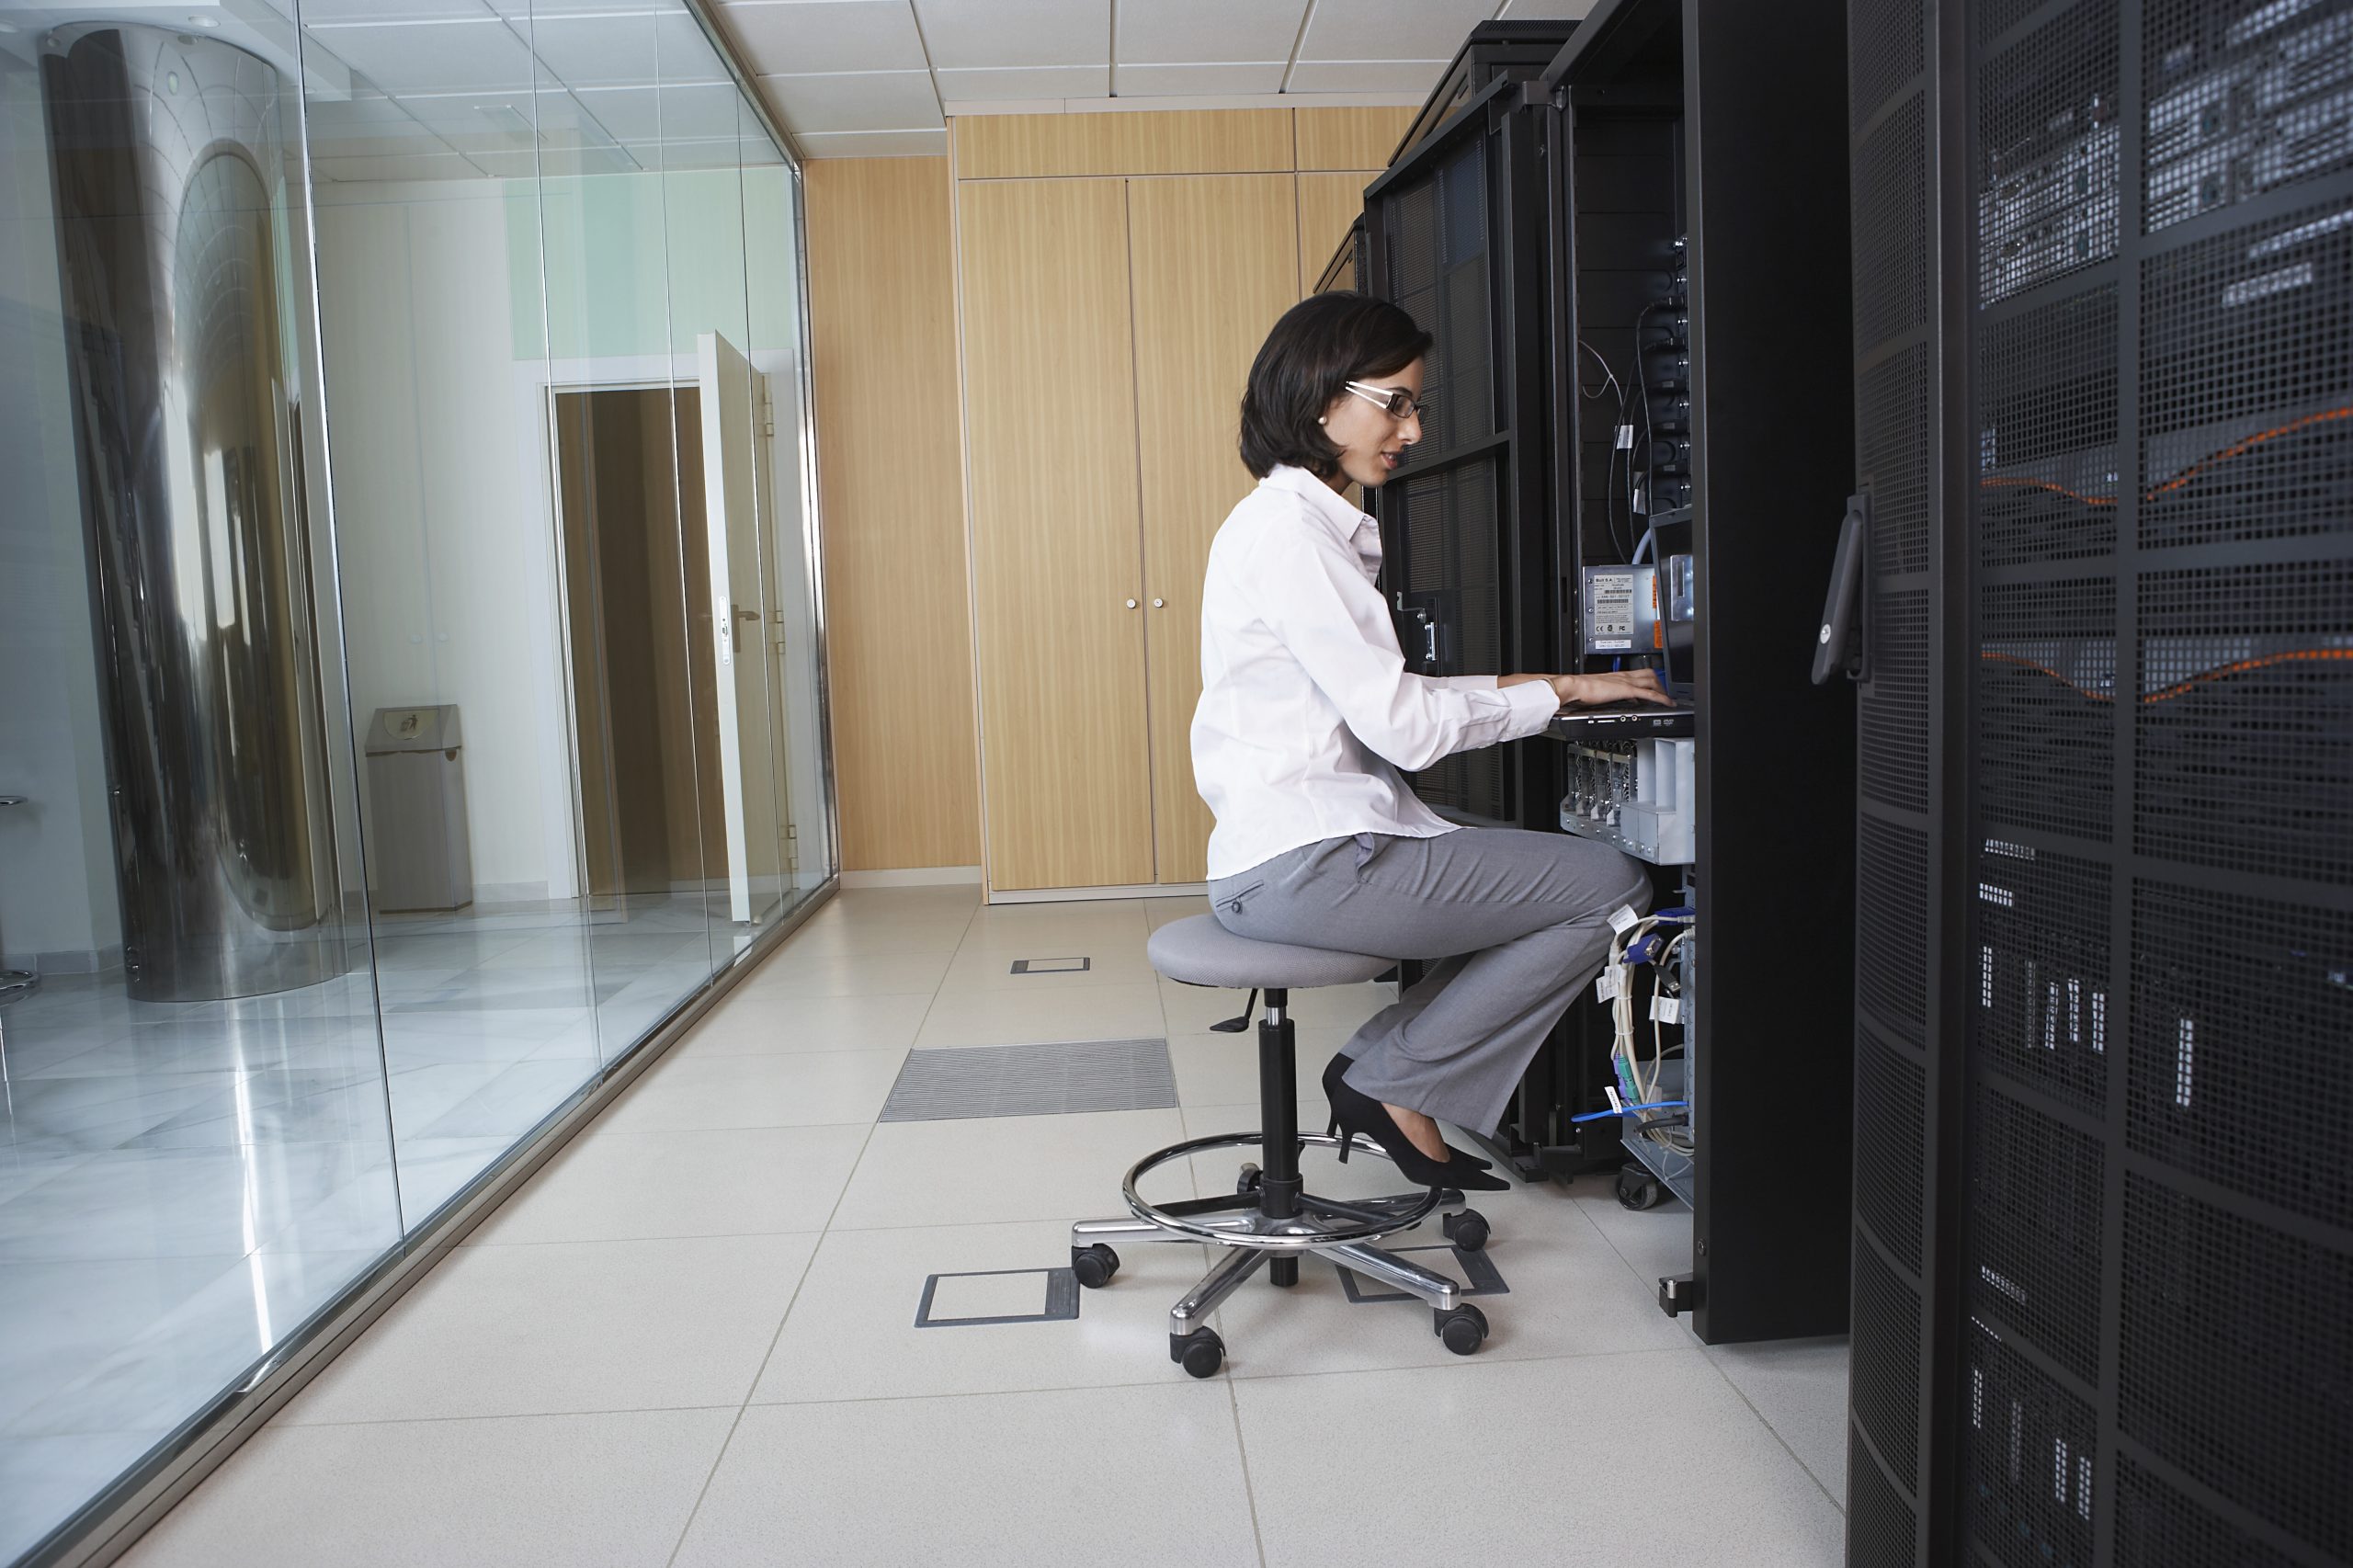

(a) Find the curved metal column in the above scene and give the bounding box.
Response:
[42,25,342,1001]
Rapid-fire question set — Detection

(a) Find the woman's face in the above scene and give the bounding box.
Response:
[1321,358,1425,490]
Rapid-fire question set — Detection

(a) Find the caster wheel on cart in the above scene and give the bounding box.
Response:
[1236,1163,1262,1196]
[1171,1327,1224,1378]
[1616,1167,1665,1211]
[1435,1304,1490,1356]
[1442,1209,1491,1252]
[1071,1244,1120,1289]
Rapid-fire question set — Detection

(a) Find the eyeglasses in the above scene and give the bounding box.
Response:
[1343,381,1433,420]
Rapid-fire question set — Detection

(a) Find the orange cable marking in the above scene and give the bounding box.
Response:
[1978,647,2353,705]
[1973,405,2353,508]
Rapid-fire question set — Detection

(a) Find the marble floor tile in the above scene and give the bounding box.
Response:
[116,1409,736,1568]
[671,1384,1256,1568]
[279,1233,817,1424]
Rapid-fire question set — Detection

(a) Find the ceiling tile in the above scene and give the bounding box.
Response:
[1285,58,1449,93]
[573,78,748,139]
[523,9,723,86]
[1497,0,1591,15]
[793,127,949,156]
[913,0,1107,69]
[1112,61,1285,96]
[936,63,1108,100]
[302,17,539,94]
[758,68,943,132]
[1297,0,1496,62]
[718,0,926,75]
[1113,0,1304,64]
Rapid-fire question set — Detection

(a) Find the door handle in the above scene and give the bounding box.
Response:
[1151,597,1165,608]
[1125,598,1139,609]
[1811,493,1869,686]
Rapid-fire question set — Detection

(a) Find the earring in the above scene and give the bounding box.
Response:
[1317,416,1326,425]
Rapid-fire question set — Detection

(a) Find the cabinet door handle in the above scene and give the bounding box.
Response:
[1125,598,1139,609]
[1151,597,1165,608]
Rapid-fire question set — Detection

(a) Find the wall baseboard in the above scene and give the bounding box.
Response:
[987,882,1207,904]
[841,865,983,889]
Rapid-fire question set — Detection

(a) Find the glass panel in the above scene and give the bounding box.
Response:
[0,0,820,1551]
[297,0,603,1214]
[0,11,403,1556]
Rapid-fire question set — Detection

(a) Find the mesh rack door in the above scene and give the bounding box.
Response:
[1848,1,2353,1563]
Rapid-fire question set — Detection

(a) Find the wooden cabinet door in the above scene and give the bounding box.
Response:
[960,178,1154,891]
[1127,175,1301,884]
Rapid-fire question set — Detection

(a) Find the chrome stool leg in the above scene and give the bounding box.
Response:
[1310,1241,1462,1312]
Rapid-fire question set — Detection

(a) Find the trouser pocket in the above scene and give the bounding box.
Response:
[1213,881,1265,920]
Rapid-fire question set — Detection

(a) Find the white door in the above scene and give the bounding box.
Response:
[697,331,784,925]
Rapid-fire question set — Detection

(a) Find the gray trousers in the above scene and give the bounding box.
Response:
[1207,829,1649,1134]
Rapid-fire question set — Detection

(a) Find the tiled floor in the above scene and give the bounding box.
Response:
[115,885,1849,1568]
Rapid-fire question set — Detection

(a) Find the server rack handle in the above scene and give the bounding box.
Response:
[1810,494,1870,687]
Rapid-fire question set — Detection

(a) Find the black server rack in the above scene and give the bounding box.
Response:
[1843,0,2353,1563]
[1543,0,1859,1343]
[1362,79,1558,832]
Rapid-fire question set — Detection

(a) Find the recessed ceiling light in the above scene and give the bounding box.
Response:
[0,21,19,33]
[191,15,220,26]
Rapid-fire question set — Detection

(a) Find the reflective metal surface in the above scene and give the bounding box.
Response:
[41,25,341,1000]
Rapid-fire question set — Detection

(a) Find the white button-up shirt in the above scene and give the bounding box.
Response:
[1192,465,1562,881]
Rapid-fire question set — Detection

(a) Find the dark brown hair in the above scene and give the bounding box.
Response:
[1238,291,1432,479]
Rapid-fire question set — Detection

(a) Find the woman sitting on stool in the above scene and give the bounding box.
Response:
[1194,291,1670,1192]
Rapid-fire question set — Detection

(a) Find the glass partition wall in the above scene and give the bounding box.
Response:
[0,2,831,1558]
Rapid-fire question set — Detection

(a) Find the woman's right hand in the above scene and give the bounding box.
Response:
[1545,669,1675,707]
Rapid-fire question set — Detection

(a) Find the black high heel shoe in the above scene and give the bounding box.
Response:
[1322,1053,1492,1173]
[1324,1073,1509,1192]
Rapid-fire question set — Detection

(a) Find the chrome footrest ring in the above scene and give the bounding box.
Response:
[1120,1130,1444,1248]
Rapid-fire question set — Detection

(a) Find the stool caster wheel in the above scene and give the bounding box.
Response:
[1171,1327,1224,1378]
[1435,1303,1489,1356]
[1236,1163,1262,1196]
[1442,1209,1490,1252]
[1071,1244,1120,1289]
[1616,1166,1665,1211]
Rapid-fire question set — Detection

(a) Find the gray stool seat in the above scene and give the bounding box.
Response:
[1146,914,1391,990]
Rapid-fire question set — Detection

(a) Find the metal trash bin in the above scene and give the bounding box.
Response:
[364,706,474,913]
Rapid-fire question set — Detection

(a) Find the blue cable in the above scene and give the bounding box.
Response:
[1572,1099,1688,1123]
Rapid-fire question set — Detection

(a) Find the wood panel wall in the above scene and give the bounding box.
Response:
[801,107,1410,886]
[803,157,982,872]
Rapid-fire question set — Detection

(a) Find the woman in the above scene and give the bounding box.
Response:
[1194,291,1671,1192]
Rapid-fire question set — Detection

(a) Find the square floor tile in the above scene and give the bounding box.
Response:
[1235,1352,1847,1567]
[466,1124,870,1245]
[1706,1335,1851,1506]
[1164,1024,1358,1110]
[672,1384,1257,1568]
[736,949,952,999]
[829,1109,1194,1230]
[117,1408,735,1568]
[912,983,1167,1050]
[675,991,937,1057]
[596,1049,906,1135]
[279,1233,817,1423]
[755,1220,1214,1403]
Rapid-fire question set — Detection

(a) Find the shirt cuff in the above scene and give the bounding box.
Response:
[1499,677,1563,739]
[1432,674,1503,692]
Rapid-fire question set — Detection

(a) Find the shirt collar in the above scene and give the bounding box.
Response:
[1262,464,1381,551]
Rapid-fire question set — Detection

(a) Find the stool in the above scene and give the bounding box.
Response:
[1071,915,1494,1377]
